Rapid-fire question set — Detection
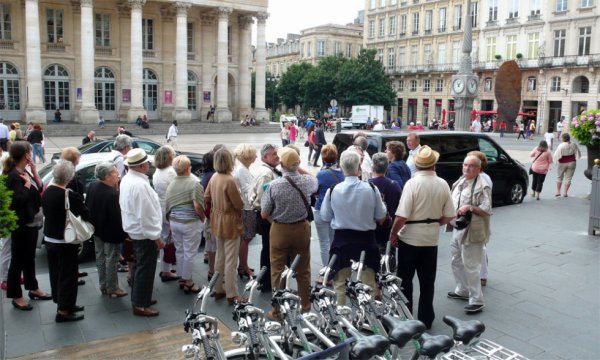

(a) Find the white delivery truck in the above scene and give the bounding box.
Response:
[279,114,298,129]
[350,105,384,128]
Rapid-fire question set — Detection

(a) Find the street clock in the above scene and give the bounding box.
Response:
[467,78,478,95]
[452,79,465,94]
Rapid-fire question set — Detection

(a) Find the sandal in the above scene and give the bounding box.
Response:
[183,283,201,294]
[109,289,128,298]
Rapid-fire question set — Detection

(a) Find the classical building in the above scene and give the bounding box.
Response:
[0,0,269,124]
[364,0,599,131]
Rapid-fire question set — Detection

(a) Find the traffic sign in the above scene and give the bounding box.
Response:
[330,99,338,107]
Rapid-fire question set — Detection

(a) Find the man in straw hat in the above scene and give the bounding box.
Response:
[389,145,456,329]
[119,148,164,317]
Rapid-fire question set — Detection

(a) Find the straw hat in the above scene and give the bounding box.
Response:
[125,148,149,166]
[414,145,439,168]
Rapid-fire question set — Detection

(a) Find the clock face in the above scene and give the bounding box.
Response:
[468,79,478,94]
[453,79,465,94]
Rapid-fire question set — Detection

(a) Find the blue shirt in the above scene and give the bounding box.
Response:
[320,176,387,231]
[315,164,344,210]
[387,160,411,190]
[306,120,313,129]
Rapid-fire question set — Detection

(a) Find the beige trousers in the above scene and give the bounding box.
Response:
[213,235,240,298]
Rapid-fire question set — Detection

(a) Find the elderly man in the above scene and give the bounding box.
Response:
[261,147,317,319]
[320,150,388,305]
[82,131,96,145]
[405,133,421,176]
[119,148,164,317]
[353,135,372,180]
[368,153,401,253]
[389,145,455,329]
[112,134,133,179]
[248,143,282,292]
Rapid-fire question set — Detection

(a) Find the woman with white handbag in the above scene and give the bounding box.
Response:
[41,160,91,322]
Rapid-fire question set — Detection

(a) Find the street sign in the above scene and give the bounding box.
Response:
[328,106,337,114]
[330,99,338,107]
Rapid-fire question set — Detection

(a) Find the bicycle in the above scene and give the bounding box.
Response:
[377,241,413,321]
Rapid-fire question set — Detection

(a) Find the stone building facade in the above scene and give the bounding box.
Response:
[364,0,599,131]
[0,0,269,124]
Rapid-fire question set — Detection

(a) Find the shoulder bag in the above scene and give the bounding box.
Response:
[64,189,95,244]
[529,151,544,175]
[284,176,314,222]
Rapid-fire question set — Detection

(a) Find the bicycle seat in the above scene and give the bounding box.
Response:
[442,315,485,345]
[350,334,390,359]
[419,333,454,359]
[382,316,426,348]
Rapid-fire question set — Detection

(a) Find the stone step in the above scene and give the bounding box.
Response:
[39,121,281,137]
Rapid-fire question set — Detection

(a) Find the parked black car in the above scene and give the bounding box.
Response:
[333,130,528,206]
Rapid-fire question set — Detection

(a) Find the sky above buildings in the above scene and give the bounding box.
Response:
[262,0,364,43]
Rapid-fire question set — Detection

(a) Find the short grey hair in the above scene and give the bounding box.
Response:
[114,134,133,151]
[371,153,389,174]
[353,136,368,151]
[52,160,75,185]
[260,143,277,159]
[340,150,361,176]
[95,161,116,180]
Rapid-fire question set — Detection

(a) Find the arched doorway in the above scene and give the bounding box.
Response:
[143,68,159,119]
[44,64,71,121]
[188,71,198,120]
[0,62,21,121]
[94,66,116,121]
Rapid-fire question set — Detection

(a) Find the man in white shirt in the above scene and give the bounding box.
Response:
[471,118,482,133]
[405,133,421,176]
[119,148,164,317]
[166,120,178,150]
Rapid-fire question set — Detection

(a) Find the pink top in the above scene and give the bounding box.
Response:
[289,124,297,142]
[530,148,553,174]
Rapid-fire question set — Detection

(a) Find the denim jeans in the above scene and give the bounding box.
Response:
[313,209,334,266]
[32,143,44,163]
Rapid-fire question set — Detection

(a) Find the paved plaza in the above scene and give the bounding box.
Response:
[2,131,599,359]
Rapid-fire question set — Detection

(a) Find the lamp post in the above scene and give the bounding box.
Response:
[266,74,279,122]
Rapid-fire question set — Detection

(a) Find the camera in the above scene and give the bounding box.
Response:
[453,211,472,230]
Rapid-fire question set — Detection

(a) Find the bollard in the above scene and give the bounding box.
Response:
[589,161,600,236]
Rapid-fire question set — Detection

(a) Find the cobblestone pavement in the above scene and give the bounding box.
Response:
[2,131,599,359]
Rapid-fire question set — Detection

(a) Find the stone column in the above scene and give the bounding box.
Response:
[238,16,253,121]
[254,12,268,122]
[215,7,232,122]
[173,1,192,122]
[24,0,46,123]
[127,0,147,121]
[200,14,215,121]
[79,0,99,124]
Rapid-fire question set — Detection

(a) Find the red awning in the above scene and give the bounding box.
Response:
[476,110,497,115]
[518,111,536,117]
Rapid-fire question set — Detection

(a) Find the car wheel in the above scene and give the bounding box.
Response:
[78,240,95,263]
[506,181,525,205]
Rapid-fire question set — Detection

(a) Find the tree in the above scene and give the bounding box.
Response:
[265,72,280,112]
[278,62,313,109]
[0,175,18,238]
[301,55,348,111]
[336,49,396,110]
[251,72,255,109]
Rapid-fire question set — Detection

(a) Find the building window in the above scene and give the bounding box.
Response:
[452,41,461,63]
[410,80,417,92]
[453,5,462,30]
[335,42,341,55]
[435,79,444,92]
[470,2,478,27]
[411,45,418,66]
[554,30,565,57]
[581,0,594,7]
[391,0,397,5]
[94,66,115,111]
[44,64,70,111]
[399,46,406,66]
[317,41,325,57]
[378,48,384,63]
[398,79,404,91]
[423,79,431,92]
[187,71,197,111]
[389,16,397,35]
[143,68,158,112]
[388,48,395,67]
[527,76,537,91]
[346,43,353,57]
[550,76,561,91]
[530,0,541,15]
[46,9,64,43]
[187,22,194,53]
[412,13,419,34]
[506,35,517,59]
[380,0,386,6]
[486,37,497,61]
[528,32,539,58]
[368,20,375,38]
[485,77,493,91]
[489,0,498,21]
[437,43,446,64]
[370,0,376,9]
[400,15,407,34]
[556,0,568,11]
[424,44,432,64]
[0,62,20,110]
[0,4,12,40]
[578,27,591,56]
[379,18,385,37]
[307,41,311,57]
[508,0,519,18]
[425,10,433,32]
[142,18,154,50]
[439,8,447,31]
[94,14,111,47]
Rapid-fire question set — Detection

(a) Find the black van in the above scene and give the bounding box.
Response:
[333,130,529,205]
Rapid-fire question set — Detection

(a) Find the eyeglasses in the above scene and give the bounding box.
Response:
[463,163,480,168]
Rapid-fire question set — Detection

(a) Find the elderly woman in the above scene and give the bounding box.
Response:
[448,155,492,315]
[61,147,85,196]
[152,145,179,282]
[553,133,581,197]
[314,144,344,271]
[385,140,411,191]
[42,160,91,322]
[165,155,205,294]
[113,134,133,179]
[3,141,50,311]
[85,162,128,298]
[233,143,258,279]
[205,148,245,305]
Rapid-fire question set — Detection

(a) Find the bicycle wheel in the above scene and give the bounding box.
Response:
[224,347,290,360]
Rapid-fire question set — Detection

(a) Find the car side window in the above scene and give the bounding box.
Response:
[477,138,499,162]
[438,136,478,162]
[99,143,113,153]
[79,165,97,189]
[137,141,159,155]
[366,138,379,157]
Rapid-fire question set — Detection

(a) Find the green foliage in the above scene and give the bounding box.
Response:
[570,109,600,146]
[251,72,256,108]
[278,63,313,108]
[301,55,349,111]
[0,175,18,238]
[266,72,280,111]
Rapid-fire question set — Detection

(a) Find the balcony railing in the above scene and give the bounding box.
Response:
[438,27,446,33]
[95,46,112,56]
[47,43,66,52]
[143,50,155,58]
[453,25,461,31]
[0,39,14,50]
[188,53,195,61]
[486,20,498,27]
[528,14,541,21]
